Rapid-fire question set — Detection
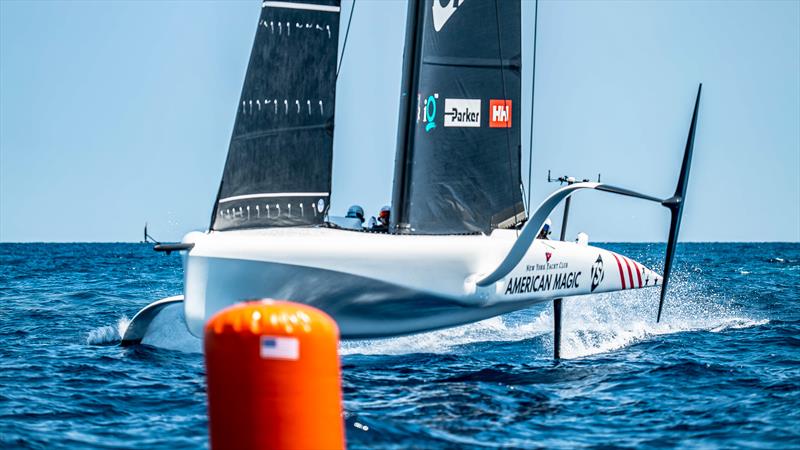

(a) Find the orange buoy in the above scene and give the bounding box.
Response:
[204,300,345,450]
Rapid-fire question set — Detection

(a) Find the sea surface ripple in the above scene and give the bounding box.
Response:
[1,243,798,449]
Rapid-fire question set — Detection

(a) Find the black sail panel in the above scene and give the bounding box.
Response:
[212,0,341,231]
[392,0,524,235]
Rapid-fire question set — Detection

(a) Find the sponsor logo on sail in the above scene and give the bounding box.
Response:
[432,0,466,32]
[489,99,512,128]
[590,254,604,292]
[420,93,438,132]
[444,99,480,127]
[545,251,552,262]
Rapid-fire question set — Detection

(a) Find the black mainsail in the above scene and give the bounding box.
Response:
[211,0,341,231]
[391,0,525,235]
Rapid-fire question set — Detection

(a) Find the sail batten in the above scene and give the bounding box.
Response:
[262,1,340,12]
[422,55,520,69]
[218,192,330,204]
[391,0,525,235]
[212,0,340,231]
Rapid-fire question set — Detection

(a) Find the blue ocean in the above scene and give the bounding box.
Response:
[1,243,798,449]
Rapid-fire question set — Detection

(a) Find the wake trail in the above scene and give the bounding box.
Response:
[85,281,766,359]
[341,279,766,359]
[340,315,550,356]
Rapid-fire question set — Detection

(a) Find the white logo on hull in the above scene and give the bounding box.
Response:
[432,0,466,32]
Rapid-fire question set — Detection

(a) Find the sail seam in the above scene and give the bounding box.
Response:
[219,192,329,204]
[262,1,340,12]
[422,56,520,69]
[230,123,331,142]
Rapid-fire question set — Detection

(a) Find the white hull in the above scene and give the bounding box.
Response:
[179,227,661,339]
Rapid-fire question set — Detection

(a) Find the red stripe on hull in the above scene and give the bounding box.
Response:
[612,253,626,289]
[622,257,635,289]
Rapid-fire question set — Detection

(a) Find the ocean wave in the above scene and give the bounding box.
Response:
[341,279,767,359]
[340,316,550,356]
[85,280,767,360]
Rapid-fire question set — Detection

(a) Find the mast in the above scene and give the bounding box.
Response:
[390,0,425,234]
[389,0,525,235]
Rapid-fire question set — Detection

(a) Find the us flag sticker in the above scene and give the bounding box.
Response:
[489,99,512,128]
[260,336,299,360]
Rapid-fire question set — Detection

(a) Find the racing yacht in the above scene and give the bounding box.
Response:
[122,0,701,358]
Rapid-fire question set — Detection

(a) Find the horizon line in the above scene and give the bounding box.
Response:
[1,240,798,244]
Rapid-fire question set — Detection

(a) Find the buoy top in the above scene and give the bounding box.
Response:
[203,299,345,450]
[204,299,339,338]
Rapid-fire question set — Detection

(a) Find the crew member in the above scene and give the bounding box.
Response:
[346,205,365,224]
[537,218,552,240]
[370,205,391,232]
[338,204,365,230]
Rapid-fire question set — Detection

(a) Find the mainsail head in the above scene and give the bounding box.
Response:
[391,0,525,235]
[211,1,341,231]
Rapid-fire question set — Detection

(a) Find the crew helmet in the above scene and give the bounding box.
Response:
[378,205,391,224]
[346,205,365,222]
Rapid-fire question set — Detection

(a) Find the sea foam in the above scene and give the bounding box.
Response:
[86,316,130,346]
[85,281,766,359]
[341,278,766,359]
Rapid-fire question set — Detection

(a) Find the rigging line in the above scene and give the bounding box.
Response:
[494,0,520,236]
[336,0,356,77]
[526,0,539,213]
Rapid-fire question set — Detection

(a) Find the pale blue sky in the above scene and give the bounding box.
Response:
[1,0,798,242]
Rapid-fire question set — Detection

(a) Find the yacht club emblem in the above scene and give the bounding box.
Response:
[590,254,604,292]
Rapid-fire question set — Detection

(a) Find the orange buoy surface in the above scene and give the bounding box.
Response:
[204,300,344,450]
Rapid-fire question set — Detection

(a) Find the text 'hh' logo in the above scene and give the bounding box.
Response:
[489,99,512,128]
[432,0,466,32]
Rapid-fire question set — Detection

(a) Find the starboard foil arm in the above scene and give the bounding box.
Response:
[475,181,663,287]
[476,84,703,322]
